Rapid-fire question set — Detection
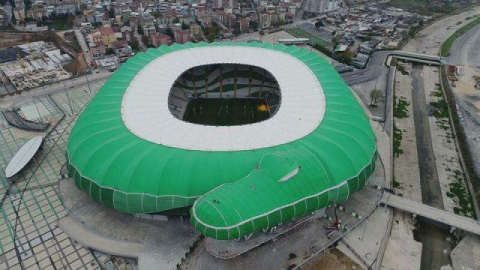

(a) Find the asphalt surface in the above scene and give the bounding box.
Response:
[447,23,480,65]
[447,22,480,175]
[341,51,391,85]
[458,104,480,173]
[411,64,449,270]
[411,64,445,209]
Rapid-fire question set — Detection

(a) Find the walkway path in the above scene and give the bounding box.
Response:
[58,216,145,258]
[74,29,91,65]
[58,178,199,270]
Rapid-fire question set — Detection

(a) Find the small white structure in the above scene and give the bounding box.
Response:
[5,136,43,178]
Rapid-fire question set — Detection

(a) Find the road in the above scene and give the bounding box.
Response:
[341,51,391,85]
[74,29,92,66]
[403,6,480,55]
[446,22,480,175]
[458,104,480,173]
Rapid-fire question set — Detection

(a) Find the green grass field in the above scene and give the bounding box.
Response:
[285,28,333,49]
[183,98,271,126]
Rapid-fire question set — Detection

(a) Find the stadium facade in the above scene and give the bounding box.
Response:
[66,42,377,240]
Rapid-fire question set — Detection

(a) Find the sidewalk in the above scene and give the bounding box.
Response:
[58,216,145,258]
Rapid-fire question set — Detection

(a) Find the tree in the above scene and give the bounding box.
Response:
[369,89,384,107]
[315,19,324,28]
[108,7,115,19]
[67,15,75,27]
[24,0,32,10]
[137,24,144,35]
[181,21,189,30]
[249,21,258,32]
[129,39,139,51]
[105,48,114,55]
[141,35,149,45]
[203,26,221,42]
[259,30,265,38]
[151,11,161,18]
[165,27,174,39]
[337,50,353,64]
[206,32,216,43]
[80,3,88,11]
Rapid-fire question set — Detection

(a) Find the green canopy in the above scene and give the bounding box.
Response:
[66,42,377,239]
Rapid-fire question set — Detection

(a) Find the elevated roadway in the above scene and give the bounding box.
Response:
[342,50,444,86]
[381,193,480,235]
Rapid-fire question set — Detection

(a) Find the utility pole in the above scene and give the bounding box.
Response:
[63,81,74,115]
[85,68,92,94]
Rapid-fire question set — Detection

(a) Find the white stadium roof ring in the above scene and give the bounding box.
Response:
[122,46,326,151]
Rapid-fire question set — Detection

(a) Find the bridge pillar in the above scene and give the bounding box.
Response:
[450,226,456,234]
[412,214,417,220]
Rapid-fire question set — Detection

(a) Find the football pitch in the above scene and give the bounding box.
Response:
[183,98,271,126]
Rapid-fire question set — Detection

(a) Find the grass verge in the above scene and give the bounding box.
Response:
[441,15,480,56]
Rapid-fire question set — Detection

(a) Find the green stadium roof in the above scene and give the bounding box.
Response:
[66,42,377,240]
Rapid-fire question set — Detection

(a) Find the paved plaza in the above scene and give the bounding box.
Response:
[0,77,107,270]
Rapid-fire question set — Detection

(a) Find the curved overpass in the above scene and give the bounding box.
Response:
[341,50,444,86]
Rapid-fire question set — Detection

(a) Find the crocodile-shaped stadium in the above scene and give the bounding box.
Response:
[66,42,377,240]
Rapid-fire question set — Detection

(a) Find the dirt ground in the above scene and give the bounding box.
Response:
[64,53,88,75]
[0,31,39,49]
[302,248,362,270]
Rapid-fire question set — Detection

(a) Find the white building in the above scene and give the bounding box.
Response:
[305,0,339,14]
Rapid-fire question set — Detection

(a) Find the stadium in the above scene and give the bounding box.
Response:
[66,42,377,241]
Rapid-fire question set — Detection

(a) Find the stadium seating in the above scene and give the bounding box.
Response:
[169,64,281,120]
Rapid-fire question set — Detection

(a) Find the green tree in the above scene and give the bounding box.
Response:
[129,39,140,51]
[369,89,384,107]
[181,21,188,30]
[108,7,115,19]
[141,35,149,45]
[67,15,75,27]
[165,27,174,39]
[137,24,144,35]
[250,21,258,31]
[315,19,324,28]
[105,47,114,55]
[151,11,161,18]
[24,0,32,10]
[206,32,216,43]
[337,50,353,64]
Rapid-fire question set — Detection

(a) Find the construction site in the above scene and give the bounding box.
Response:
[0,41,72,94]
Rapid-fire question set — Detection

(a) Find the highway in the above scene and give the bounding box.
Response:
[446,22,480,175]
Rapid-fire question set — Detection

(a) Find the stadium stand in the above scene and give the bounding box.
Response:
[169,64,281,123]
